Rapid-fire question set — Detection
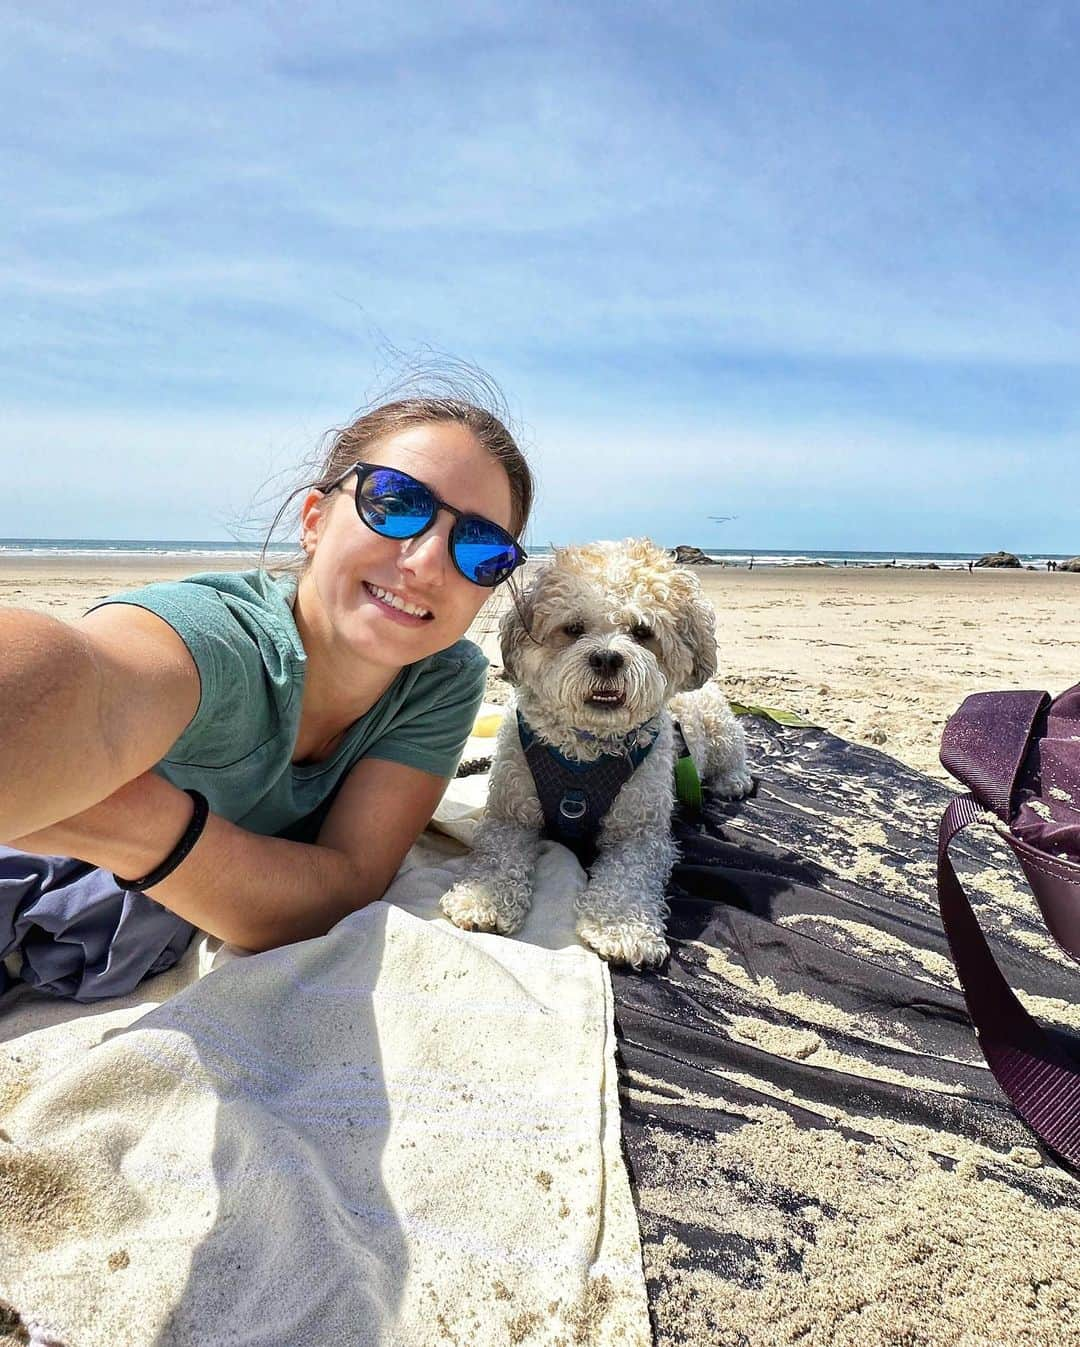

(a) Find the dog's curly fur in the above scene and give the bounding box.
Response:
[440,538,752,967]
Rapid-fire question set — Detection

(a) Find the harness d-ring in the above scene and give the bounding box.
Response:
[559,791,588,821]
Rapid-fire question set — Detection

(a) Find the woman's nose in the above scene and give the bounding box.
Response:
[398,520,450,586]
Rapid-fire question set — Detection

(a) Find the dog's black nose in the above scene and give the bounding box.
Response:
[589,649,624,676]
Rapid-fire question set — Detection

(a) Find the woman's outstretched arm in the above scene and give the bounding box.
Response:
[10,758,448,952]
[0,604,199,840]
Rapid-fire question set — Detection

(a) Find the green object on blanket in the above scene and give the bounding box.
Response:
[728,701,815,728]
[674,742,704,810]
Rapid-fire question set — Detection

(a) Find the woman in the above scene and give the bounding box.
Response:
[0,395,533,1001]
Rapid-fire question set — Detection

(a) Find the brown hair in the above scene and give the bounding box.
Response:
[259,388,533,575]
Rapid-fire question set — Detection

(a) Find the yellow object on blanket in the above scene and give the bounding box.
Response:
[471,703,506,737]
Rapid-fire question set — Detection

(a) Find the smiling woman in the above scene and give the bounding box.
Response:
[0,376,534,1003]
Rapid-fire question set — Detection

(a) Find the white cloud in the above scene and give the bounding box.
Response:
[2,2,1079,549]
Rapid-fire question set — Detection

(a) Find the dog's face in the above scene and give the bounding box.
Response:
[500,538,718,732]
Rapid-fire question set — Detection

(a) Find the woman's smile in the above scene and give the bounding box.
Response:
[362,580,435,624]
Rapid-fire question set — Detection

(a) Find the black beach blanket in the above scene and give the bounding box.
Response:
[612,715,1080,1347]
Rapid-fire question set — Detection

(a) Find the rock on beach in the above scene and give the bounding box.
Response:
[671,545,721,565]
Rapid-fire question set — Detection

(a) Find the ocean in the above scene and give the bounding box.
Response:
[0,539,1073,571]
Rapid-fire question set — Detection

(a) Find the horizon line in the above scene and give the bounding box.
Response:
[0,536,1074,558]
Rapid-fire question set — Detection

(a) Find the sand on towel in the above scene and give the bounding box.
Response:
[0,822,649,1347]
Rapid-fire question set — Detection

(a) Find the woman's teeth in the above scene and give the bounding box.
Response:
[365,583,432,619]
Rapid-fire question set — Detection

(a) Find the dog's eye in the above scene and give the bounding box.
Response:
[630,623,655,643]
[562,621,586,639]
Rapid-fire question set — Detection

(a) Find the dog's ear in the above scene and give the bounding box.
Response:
[673,593,718,692]
[499,586,535,685]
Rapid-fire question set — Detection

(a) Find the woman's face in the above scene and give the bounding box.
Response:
[297,421,515,672]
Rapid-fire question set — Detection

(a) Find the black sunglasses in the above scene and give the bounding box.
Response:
[323,461,527,588]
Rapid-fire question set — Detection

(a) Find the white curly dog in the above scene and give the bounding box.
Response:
[440,538,753,968]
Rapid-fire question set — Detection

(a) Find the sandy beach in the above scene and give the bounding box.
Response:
[694,564,1080,781]
[4,555,1077,784]
[4,553,1079,1347]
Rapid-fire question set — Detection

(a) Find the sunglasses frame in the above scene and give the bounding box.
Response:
[322,460,527,588]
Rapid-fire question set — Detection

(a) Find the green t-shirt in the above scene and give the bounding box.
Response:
[93,569,487,841]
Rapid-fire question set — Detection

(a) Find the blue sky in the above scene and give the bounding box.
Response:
[3,1,1079,551]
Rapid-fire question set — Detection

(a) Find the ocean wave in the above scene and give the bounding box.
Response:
[0,541,1067,570]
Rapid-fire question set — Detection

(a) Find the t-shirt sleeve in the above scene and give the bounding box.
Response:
[364,641,489,779]
[89,580,298,769]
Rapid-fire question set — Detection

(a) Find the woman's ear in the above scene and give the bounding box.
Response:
[299,489,330,557]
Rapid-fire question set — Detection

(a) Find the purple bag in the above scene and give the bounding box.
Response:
[938,683,1080,1165]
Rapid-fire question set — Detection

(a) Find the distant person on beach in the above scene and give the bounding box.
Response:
[968,560,974,573]
[0,386,533,1002]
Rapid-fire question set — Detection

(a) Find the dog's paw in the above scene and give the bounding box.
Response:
[712,766,754,799]
[440,880,523,935]
[576,917,669,969]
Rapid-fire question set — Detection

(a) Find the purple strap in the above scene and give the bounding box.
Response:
[938,795,1080,1165]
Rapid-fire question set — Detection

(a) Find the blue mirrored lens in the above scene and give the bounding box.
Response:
[453,516,520,586]
[358,468,435,538]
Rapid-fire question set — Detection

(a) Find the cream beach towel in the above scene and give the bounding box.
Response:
[0,784,649,1346]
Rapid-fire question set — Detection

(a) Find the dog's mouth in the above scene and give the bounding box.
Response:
[585,688,626,709]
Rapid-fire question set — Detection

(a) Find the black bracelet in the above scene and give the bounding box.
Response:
[113,789,211,892]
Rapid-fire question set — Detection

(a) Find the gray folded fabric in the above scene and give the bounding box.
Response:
[0,846,195,1002]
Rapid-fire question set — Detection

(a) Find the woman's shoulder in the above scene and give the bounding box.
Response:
[94,568,302,652]
[392,638,488,716]
[89,569,306,749]
[421,636,488,675]
[354,637,490,778]
[159,567,298,614]
[411,639,490,700]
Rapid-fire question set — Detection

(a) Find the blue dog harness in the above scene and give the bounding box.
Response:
[517,711,662,867]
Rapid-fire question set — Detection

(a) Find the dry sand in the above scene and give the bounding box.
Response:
[5,554,1076,784]
[690,564,1080,781]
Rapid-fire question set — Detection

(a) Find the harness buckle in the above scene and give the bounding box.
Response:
[559,790,588,821]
